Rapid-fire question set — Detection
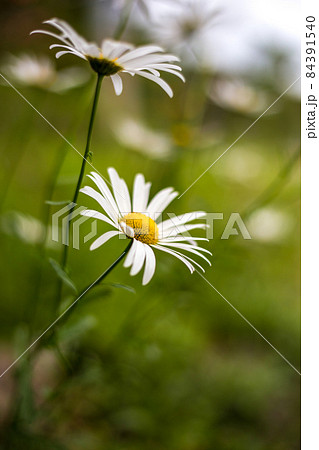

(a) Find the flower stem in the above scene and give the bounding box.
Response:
[61,73,103,271]
[52,74,103,314]
[59,239,133,325]
[113,0,137,40]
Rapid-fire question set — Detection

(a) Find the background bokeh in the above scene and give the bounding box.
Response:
[0,1,300,449]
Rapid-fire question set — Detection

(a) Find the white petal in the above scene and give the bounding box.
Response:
[117,45,164,64]
[102,40,133,59]
[122,54,180,70]
[146,188,178,219]
[124,238,138,268]
[143,245,156,285]
[49,43,79,51]
[146,187,173,213]
[134,71,173,98]
[30,29,69,45]
[143,68,161,77]
[161,223,208,239]
[84,43,100,57]
[159,212,207,231]
[155,67,185,82]
[160,237,208,244]
[80,186,119,222]
[55,50,85,60]
[153,244,194,273]
[90,230,122,250]
[120,222,135,238]
[108,168,131,215]
[80,209,118,228]
[154,193,179,220]
[147,63,182,71]
[130,241,146,276]
[111,74,123,96]
[133,173,151,213]
[157,244,206,272]
[159,242,212,265]
[87,172,119,221]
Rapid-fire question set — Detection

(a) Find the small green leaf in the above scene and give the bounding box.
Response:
[87,151,93,161]
[109,283,136,294]
[58,315,97,345]
[49,258,77,293]
[45,200,71,206]
[84,287,111,302]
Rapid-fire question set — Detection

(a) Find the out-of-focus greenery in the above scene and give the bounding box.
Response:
[0,1,300,449]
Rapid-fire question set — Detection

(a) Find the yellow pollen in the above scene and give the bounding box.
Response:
[121,213,159,245]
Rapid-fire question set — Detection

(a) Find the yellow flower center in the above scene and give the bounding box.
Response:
[121,213,159,245]
[87,55,123,76]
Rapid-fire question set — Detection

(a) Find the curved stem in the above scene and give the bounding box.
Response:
[53,74,103,313]
[59,239,133,325]
[61,73,103,271]
[242,146,300,220]
[113,0,137,40]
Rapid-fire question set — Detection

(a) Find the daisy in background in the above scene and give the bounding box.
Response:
[31,18,184,97]
[2,53,89,92]
[113,117,172,160]
[209,78,268,115]
[80,168,211,285]
[152,0,221,49]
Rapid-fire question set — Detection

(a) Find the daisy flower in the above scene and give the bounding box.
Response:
[2,53,89,92]
[153,0,220,47]
[31,18,184,97]
[3,53,56,88]
[80,168,211,285]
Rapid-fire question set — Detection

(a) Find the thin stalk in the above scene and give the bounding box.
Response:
[113,0,138,40]
[30,86,93,330]
[57,240,133,326]
[61,73,103,271]
[242,147,300,220]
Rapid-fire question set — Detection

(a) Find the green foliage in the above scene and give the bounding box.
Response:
[49,258,78,293]
[0,5,300,449]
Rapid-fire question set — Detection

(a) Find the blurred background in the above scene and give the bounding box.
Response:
[0,1,300,449]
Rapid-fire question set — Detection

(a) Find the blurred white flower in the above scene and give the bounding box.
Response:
[153,0,220,47]
[80,168,211,285]
[113,118,171,159]
[3,54,55,88]
[216,147,266,184]
[247,207,293,243]
[111,0,152,17]
[1,211,45,245]
[2,53,89,92]
[209,78,268,115]
[31,18,184,97]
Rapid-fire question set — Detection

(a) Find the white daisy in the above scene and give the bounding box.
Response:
[80,168,211,285]
[2,53,89,92]
[3,53,56,88]
[31,18,184,97]
[153,0,220,47]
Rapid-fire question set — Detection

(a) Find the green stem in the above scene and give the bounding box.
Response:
[241,147,300,220]
[61,74,103,271]
[59,240,133,325]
